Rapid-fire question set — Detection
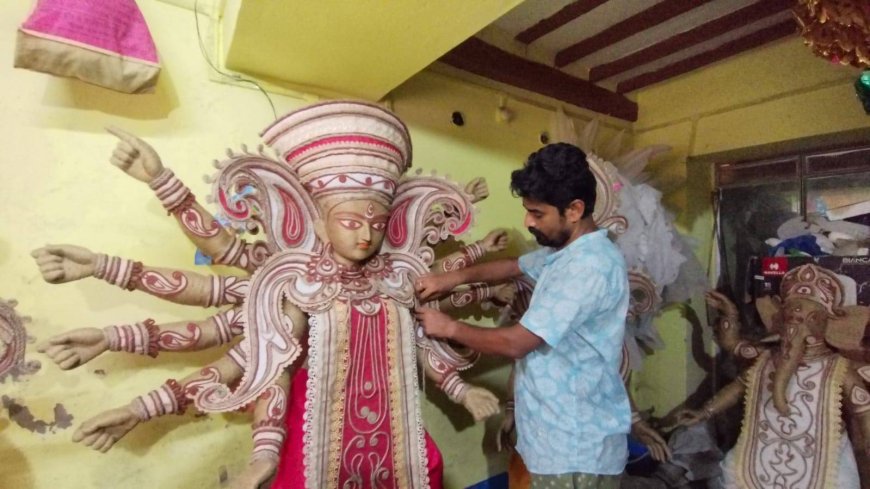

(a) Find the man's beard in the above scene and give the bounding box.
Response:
[528,227,570,248]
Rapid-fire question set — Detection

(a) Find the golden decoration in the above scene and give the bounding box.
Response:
[794,0,870,67]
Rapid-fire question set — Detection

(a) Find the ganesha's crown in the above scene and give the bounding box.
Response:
[260,100,412,210]
[780,264,845,317]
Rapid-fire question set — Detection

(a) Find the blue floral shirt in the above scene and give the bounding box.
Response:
[515,229,630,475]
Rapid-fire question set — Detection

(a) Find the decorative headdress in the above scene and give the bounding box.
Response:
[260,100,412,212]
[779,264,845,317]
[586,152,628,235]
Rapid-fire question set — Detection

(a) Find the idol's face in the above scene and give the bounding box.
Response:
[323,199,390,264]
[778,297,827,339]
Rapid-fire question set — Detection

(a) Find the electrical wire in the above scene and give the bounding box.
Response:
[193,0,277,120]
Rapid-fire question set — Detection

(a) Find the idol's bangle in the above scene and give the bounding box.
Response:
[439,371,470,403]
[93,254,143,291]
[250,423,285,464]
[149,168,194,214]
[103,320,159,357]
[129,379,188,421]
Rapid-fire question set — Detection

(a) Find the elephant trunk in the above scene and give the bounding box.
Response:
[772,324,809,416]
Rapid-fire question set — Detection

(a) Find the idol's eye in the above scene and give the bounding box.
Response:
[338,219,361,230]
[371,222,386,231]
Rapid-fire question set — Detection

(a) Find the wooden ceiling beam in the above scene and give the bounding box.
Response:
[616,20,796,93]
[555,0,714,68]
[589,0,794,82]
[440,37,638,121]
[516,0,609,45]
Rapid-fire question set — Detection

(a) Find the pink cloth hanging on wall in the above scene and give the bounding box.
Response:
[15,0,161,94]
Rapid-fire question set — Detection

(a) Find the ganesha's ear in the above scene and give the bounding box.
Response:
[827,306,870,352]
[756,296,781,332]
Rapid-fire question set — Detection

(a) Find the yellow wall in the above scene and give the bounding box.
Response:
[6,0,867,485]
[629,37,867,416]
[0,2,627,488]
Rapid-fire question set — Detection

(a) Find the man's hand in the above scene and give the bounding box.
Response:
[107,126,164,184]
[31,244,97,283]
[461,386,500,422]
[496,408,516,452]
[37,328,108,370]
[673,408,706,428]
[414,307,457,339]
[631,419,672,462]
[415,273,461,302]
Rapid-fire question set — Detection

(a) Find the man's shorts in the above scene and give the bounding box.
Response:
[530,472,620,489]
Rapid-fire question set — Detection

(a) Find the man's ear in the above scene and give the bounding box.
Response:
[565,199,586,223]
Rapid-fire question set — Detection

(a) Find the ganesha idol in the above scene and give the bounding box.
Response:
[679,264,870,489]
[32,101,512,489]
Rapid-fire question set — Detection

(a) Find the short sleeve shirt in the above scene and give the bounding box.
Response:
[515,229,631,475]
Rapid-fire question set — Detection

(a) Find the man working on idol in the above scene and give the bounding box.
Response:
[415,143,630,489]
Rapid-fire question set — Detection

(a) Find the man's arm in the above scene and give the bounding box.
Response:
[416,258,522,302]
[415,307,541,359]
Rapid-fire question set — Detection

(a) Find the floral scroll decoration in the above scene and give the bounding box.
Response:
[587,153,628,236]
[0,298,39,380]
[627,270,662,321]
[794,0,870,68]
[207,144,322,255]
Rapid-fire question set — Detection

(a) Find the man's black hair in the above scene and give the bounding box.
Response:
[510,143,596,217]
